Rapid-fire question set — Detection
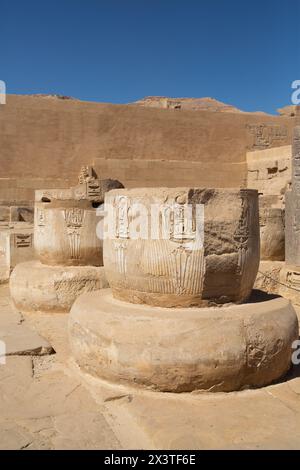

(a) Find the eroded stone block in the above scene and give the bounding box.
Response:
[104,187,260,307]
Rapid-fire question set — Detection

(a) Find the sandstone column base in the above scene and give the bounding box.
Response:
[10,260,108,314]
[279,265,300,306]
[69,289,298,393]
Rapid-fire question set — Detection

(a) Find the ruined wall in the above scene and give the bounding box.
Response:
[247,145,292,261]
[247,145,291,203]
[0,95,294,199]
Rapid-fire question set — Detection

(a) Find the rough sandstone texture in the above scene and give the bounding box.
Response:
[279,266,300,306]
[0,95,294,199]
[9,170,121,313]
[279,119,300,303]
[286,125,300,265]
[34,196,103,267]
[104,187,260,307]
[247,145,291,261]
[254,260,284,295]
[34,169,123,266]
[69,289,299,393]
[9,261,108,314]
[260,208,285,261]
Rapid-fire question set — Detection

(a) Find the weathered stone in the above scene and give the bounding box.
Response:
[0,206,10,223]
[34,193,103,266]
[285,125,300,265]
[246,145,291,198]
[254,260,283,295]
[75,165,124,203]
[69,289,298,392]
[279,265,300,306]
[260,207,285,261]
[10,206,34,223]
[34,170,123,266]
[0,226,35,282]
[10,261,108,314]
[104,187,260,307]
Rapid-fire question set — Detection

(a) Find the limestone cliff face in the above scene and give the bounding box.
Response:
[0,94,295,202]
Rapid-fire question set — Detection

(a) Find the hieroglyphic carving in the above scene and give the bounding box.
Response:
[78,166,93,185]
[14,233,32,248]
[286,269,300,289]
[115,196,129,239]
[113,241,127,276]
[170,204,196,243]
[234,193,250,277]
[287,126,300,261]
[292,127,300,194]
[170,202,200,294]
[113,196,130,275]
[77,166,101,200]
[145,200,204,295]
[246,124,288,150]
[37,208,46,226]
[63,208,85,259]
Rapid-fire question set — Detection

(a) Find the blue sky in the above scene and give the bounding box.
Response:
[1,0,299,113]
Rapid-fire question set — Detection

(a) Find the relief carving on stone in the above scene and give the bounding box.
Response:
[63,208,85,259]
[14,233,32,248]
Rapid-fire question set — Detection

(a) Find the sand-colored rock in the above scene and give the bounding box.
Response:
[260,208,285,261]
[34,196,103,267]
[133,96,246,113]
[1,283,300,449]
[246,145,291,261]
[104,187,260,307]
[34,170,123,266]
[279,265,300,306]
[9,261,108,314]
[69,289,298,393]
[0,95,294,198]
[254,260,284,295]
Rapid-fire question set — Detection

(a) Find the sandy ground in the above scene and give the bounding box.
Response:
[1,284,300,450]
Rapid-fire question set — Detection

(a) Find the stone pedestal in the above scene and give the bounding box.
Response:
[104,187,260,307]
[9,167,123,313]
[69,289,298,392]
[69,186,298,392]
[10,261,108,314]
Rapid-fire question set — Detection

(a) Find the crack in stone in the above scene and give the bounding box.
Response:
[104,394,133,403]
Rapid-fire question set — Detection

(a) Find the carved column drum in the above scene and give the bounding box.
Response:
[104,187,260,307]
[34,190,103,266]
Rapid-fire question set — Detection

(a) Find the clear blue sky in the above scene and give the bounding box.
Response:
[1,0,299,114]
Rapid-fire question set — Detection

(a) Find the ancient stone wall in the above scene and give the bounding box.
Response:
[0,95,294,197]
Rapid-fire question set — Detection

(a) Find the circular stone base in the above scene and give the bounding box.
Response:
[69,289,299,392]
[10,261,109,314]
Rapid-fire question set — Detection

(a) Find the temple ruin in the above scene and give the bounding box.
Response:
[1,97,300,449]
[9,167,123,313]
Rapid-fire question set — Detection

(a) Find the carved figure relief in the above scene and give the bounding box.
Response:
[63,208,85,259]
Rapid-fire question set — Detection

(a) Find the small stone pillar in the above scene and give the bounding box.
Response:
[280,108,300,303]
[9,167,124,313]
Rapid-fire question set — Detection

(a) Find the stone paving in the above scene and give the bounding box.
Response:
[2,284,300,449]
